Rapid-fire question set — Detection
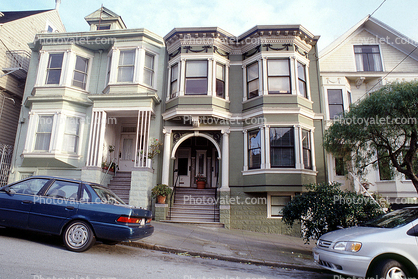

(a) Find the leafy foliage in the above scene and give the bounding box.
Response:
[282,182,384,243]
[324,81,418,192]
[151,184,172,197]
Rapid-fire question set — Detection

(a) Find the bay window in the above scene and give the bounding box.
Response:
[143,52,155,87]
[216,63,225,98]
[46,53,64,85]
[185,60,208,95]
[117,49,135,82]
[72,56,89,89]
[247,62,259,99]
[34,115,54,151]
[267,59,290,94]
[248,129,261,169]
[270,127,295,168]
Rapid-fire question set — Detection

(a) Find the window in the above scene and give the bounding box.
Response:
[97,25,111,30]
[45,180,80,200]
[185,60,208,95]
[248,130,261,169]
[335,157,347,176]
[63,117,80,154]
[9,178,50,195]
[46,53,64,85]
[270,127,295,168]
[378,151,394,181]
[47,25,54,33]
[143,52,154,87]
[297,62,307,98]
[302,129,312,170]
[348,91,352,106]
[117,50,135,82]
[247,62,259,99]
[267,59,290,94]
[216,63,225,98]
[170,63,179,98]
[34,115,54,151]
[328,89,344,119]
[72,56,89,89]
[270,196,291,217]
[354,45,382,72]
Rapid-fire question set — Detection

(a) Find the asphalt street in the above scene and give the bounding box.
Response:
[0,228,335,279]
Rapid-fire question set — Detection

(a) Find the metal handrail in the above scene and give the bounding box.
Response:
[169,170,179,220]
[214,171,219,222]
[100,158,116,185]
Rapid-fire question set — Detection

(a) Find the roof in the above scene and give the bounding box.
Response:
[0,10,52,24]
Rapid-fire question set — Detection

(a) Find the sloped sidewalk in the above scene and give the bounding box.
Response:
[122,221,327,273]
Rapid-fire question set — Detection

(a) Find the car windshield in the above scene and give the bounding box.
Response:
[362,208,418,228]
[91,185,125,205]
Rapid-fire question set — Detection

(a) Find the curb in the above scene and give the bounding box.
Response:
[121,241,332,274]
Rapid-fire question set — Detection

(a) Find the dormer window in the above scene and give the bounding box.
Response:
[185,60,208,95]
[117,49,135,82]
[267,59,290,94]
[247,62,259,99]
[354,45,382,72]
[46,53,64,85]
[97,24,111,30]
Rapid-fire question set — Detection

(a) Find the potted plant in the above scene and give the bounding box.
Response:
[195,174,207,189]
[101,161,108,170]
[151,184,172,204]
[109,162,118,172]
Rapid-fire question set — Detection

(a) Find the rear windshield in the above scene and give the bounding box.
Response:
[362,208,418,228]
[91,185,125,205]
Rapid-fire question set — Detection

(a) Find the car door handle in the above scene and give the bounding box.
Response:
[65,206,75,210]
[22,200,33,204]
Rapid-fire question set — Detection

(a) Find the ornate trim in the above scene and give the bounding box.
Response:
[294,44,308,58]
[263,43,291,51]
[169,47,181,60]
[183,46,212,53]
[213,46,229,59]
[242,45,261,59]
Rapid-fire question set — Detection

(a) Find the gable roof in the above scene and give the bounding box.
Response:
[319,15,418,61]
[84,6,127,29]
[0,10,52,24]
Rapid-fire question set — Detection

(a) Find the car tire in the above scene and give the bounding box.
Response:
[63,220,95,252]
[371,259,412,279]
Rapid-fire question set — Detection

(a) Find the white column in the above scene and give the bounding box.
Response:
[262,57,268,95]
[225,62,230,101]
[23,112,37,153]
[221,130,230,189]
[265,125,271,169]
[242,65,247,101]
[295,125,303,169]
[260,126,265,169]
[243,130,248,171]
[51,112,64,152]
[207,58,214,96]
[305,63,311,100]
[257,59,263,96]
[179,58,186,96]
[35,51,48,86]
[62,50,74,86]
[161,129,171,185]
[166,66,171,101]
[97,111,107,167]
[290,57,297,96]
[135,47,145,84]
[108,48,119,84]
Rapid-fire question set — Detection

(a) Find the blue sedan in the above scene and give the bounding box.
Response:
[0,176,154,252]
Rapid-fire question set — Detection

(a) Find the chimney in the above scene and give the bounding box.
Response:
[55,0,61,10]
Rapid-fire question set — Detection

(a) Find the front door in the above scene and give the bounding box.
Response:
[175,148,191,187]
[119,134,135,171]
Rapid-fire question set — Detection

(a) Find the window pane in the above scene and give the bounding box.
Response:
[46,69,62,84]
[37,116,53,133]
[249,130,261,149]
[270,128,294,147]
[171,80,178,97]
[216,79,225,98]
[186,60,207,77]
[248,79,259,98]
[247,62,258,81]
[185,78,207,95]
[271,205,285,216]
[354,45,382,72]
[270,128,295,168]
[249,149,261,169]
[119,50,135,66]
[144,53,154,69]
[216,63,225,80]
[302,130,310,148]
[329,105,344,119]
[143,69,153,86]
[268,60,289,76]
[297,62,306,81]
[117,66,134,82]
[10,178,50,195]
[73,71,86,89]
[335,158,346,176]
[48,53,63,69]
[64,134,78,153]
[268,77,290,93]
[46,181,80,199]
[34,134,51,151]
[298,80,307,97]
[65,117,80,135]
[271,196,291,205]
[75,56,88,72]
[328,89,343,104]
[171,64,178,82]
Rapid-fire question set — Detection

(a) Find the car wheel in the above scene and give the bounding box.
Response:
[371,259,412,279]
[63,221,95,252]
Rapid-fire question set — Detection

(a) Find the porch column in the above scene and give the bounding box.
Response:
[221,130,229,189]
[161,129,171,185]
[86,110,107,167]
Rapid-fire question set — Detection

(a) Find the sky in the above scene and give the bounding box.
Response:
[2,0,418,50]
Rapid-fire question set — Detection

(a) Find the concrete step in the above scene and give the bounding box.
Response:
[161,220,224,227]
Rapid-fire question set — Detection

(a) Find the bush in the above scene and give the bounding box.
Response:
[282,182,384,243]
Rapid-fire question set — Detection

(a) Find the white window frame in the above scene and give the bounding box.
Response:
[267,193,294,218]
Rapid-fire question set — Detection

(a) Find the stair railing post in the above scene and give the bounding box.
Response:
[169,169,179,220]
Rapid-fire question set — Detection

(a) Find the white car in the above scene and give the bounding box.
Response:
[313,207,418,278]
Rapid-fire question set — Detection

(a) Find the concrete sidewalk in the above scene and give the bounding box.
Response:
[122,222,327,273]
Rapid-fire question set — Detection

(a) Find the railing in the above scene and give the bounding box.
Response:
[0,144,13,187]
[214,172,219,222]
[100,158,117,185]
[349,172,382,208]
[169,169,179,220]
[4,50,30,71]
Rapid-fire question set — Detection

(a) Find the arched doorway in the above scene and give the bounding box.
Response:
[171,133,221,188]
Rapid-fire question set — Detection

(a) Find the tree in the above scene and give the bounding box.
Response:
[324,81,418,192]
[282,182,384,243]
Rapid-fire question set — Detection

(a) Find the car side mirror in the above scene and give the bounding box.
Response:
[4,187,15,196]
[407,225,418,237]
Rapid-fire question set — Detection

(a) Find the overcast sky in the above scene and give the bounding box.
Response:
[2,0,418,50]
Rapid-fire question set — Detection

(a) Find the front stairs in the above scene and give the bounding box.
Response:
[108,171,131,204]
[166,188,221,226]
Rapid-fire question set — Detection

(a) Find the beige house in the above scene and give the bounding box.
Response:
[0,4,65,185]
[320,15,418,204]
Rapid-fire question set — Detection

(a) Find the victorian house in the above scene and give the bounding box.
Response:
[320,15,418,204]
[10,6,326,233]
[0,3,65,186]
